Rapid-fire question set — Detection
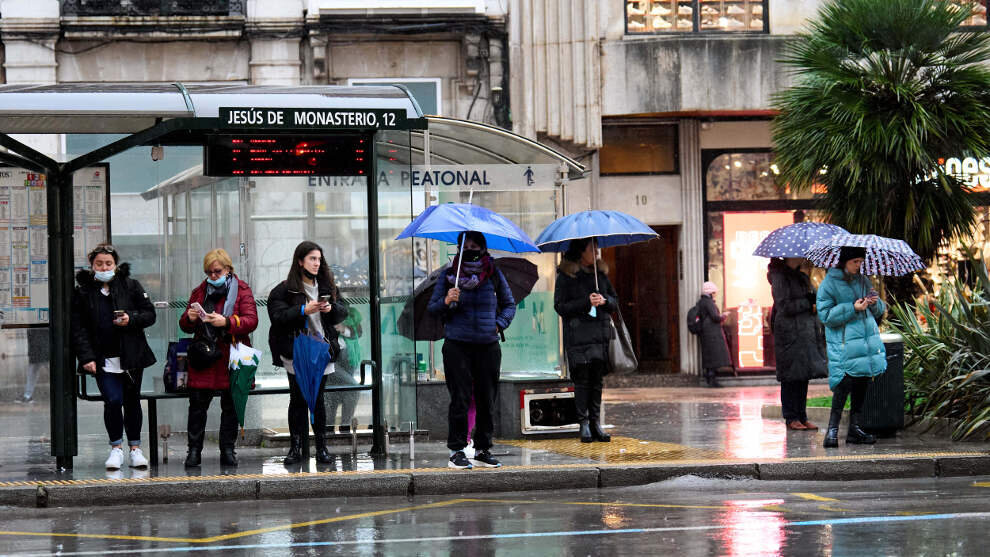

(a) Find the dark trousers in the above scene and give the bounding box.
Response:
[288,372,329,441]
[831,374,870,414]
[186,388,238,451]
[780,380,809,423]
[443,339,501,452]
[95,368,144,446]
[324,370,360,427]
[571,360,607,423]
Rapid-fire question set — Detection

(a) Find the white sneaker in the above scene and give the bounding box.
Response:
[129,447,149,469]
[105,447,124,470]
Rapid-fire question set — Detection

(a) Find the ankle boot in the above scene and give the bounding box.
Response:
[823,408,843,448]
[220,447,238,467]
[846,414,876,445]
[590,421,611,442]
[314,429,332,463]
[184,447,202,468]
[284,435,303,465]
[579,421,593,443]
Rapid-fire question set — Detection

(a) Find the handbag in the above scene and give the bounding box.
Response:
[163,338,192,393]
[607,307,638,375]
[187,322,223,371]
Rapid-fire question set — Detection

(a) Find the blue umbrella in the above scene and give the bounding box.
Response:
[396,203,541,253]
[535,210,658,252]
[805,233,925,276]
[752,222,848,258]
[291,327,333,425]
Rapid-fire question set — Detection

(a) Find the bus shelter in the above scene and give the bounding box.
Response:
[0,84,586,470]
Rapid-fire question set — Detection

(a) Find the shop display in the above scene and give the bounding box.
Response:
[627,1,770,33]
[954,1,989,26]
[0,166,108,325]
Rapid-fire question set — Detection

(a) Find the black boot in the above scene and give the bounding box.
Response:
[284,435,304,465]
[706,369,722,388]
[220,447,238,467]
[315,428,332,463]
[846,414,876,445]
[588,382,611,442]
[590,421,611,442]
[184,448,202,468]
[579,420,593,443]
[823,408,842,448]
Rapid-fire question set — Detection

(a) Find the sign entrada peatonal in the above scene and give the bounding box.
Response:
[219,107,407,130]
[307,164,561,191]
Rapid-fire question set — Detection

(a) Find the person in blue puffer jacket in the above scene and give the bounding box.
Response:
[428,231,516,470]
[816,246,887,448]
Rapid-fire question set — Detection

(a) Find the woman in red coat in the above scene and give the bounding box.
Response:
[179,248,258,468]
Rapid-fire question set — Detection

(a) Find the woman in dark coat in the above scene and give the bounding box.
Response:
[70,243,156,470]
[554,238,618,443]
[768,258,827,431]
[698,281,731,387]
[267,241,349,465]
[179,248,258,468]
[427,231,516,469]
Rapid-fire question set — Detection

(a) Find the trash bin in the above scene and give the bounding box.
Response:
[861,333,905,436]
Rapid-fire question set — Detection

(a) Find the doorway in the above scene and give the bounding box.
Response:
[603,225,679,374]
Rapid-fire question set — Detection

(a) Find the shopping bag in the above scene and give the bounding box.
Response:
[607,308,638,375]
[163,338,192,393]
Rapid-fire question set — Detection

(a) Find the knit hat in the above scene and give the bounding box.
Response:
[702,281,718,295]
[837,246,867,268]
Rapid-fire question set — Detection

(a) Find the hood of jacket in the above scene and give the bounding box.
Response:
[558,258,609,278]
[75,262,131,288]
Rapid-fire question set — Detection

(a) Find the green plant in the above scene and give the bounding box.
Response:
[806,395,848,409]
[772,0,990,271]
[889,258,990,440]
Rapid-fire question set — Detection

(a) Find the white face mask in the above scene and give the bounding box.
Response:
[94,269,116,283]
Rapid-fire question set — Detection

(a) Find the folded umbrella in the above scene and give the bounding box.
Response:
[291,328,333,424]
[753,222,848,258]
[397,257,539,341]
[805,233,925,276]
[228,342,263,430]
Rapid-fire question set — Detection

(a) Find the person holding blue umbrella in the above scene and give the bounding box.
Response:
[267,241,349,465]
[427,231,516,469]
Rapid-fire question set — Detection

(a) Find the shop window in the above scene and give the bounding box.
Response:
[705,152,817,202]
[956,1,989,27]
[625,1,768,34]
[600,124,678,175]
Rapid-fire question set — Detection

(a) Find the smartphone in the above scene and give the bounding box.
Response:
[320,295,332,304]
[113,310,125,322]
[189,302,206,316]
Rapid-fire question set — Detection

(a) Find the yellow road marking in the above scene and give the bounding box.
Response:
[818,505,853,513]
[793,492,839,502]
[0,499,468,544]
[973,481,990,487]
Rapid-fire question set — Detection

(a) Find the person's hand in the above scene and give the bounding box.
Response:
[83,361,97,374]
[854,298,869,311]
[319,301,333,313]
[113,313,130,327]
[304,300,324,315]
[445,288,460,306]
[867,295,879,306]
[589,293,605,307]
[186,308,199,322]
[204,312,227,327]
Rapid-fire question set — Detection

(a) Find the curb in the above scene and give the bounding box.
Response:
[2,454,988,508]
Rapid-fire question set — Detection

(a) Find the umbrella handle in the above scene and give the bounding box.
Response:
[454,236,467,285]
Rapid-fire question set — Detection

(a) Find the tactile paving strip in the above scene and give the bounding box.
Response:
[499,436,723,462]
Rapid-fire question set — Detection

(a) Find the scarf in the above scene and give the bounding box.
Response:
[447,254,494,290]
[203,276,239,338]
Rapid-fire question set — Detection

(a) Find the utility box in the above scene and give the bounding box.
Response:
[862,333,905,436]
[520,387,579,435]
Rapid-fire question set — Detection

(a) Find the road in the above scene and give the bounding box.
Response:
[1,476,988,555]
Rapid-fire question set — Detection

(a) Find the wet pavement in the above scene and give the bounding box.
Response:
[0,475,987,555]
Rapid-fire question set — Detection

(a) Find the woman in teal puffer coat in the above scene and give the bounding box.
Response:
[816,246,886,448]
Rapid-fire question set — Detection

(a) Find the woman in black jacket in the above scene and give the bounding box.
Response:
[698,281,731,388]
[70,243,157,470]
[554,238,618,443]
[768,258,828,431]
[267,241,348,465]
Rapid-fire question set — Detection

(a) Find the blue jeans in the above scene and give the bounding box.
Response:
[95,369,144,446]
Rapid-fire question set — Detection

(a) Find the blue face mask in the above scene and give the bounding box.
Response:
[94,269,115,283]
[206,275,228,287]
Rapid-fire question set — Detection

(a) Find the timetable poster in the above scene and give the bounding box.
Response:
[0,165,108,325]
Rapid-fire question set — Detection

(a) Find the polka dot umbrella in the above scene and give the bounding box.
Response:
[752,222,848,258]
[805,233,925,276]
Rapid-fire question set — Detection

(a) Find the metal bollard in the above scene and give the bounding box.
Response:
[384,420,390,455]
[407,421,415,460]
[351,417,359,455]
[158,424,172,464]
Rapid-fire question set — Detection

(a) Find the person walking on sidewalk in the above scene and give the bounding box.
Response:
[179,249,258,468]
[554,238,617,443]
[70,243,156,470]
[428,231,516,469]
[817,246,886,448]
[768,258,827,431]
[697,282,731,388]
[268,241,349,465]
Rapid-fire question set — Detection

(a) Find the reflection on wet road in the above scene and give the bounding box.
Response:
[1,476,988,555]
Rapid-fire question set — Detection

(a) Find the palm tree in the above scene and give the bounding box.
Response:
[772,0,990,288]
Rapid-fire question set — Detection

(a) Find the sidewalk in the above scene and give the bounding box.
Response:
[1,385,987,508]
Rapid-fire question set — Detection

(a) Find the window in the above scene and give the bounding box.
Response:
[625,1,767,34]
[347,78,442,116]
[956,1,989,27]
[600,124,678,175]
